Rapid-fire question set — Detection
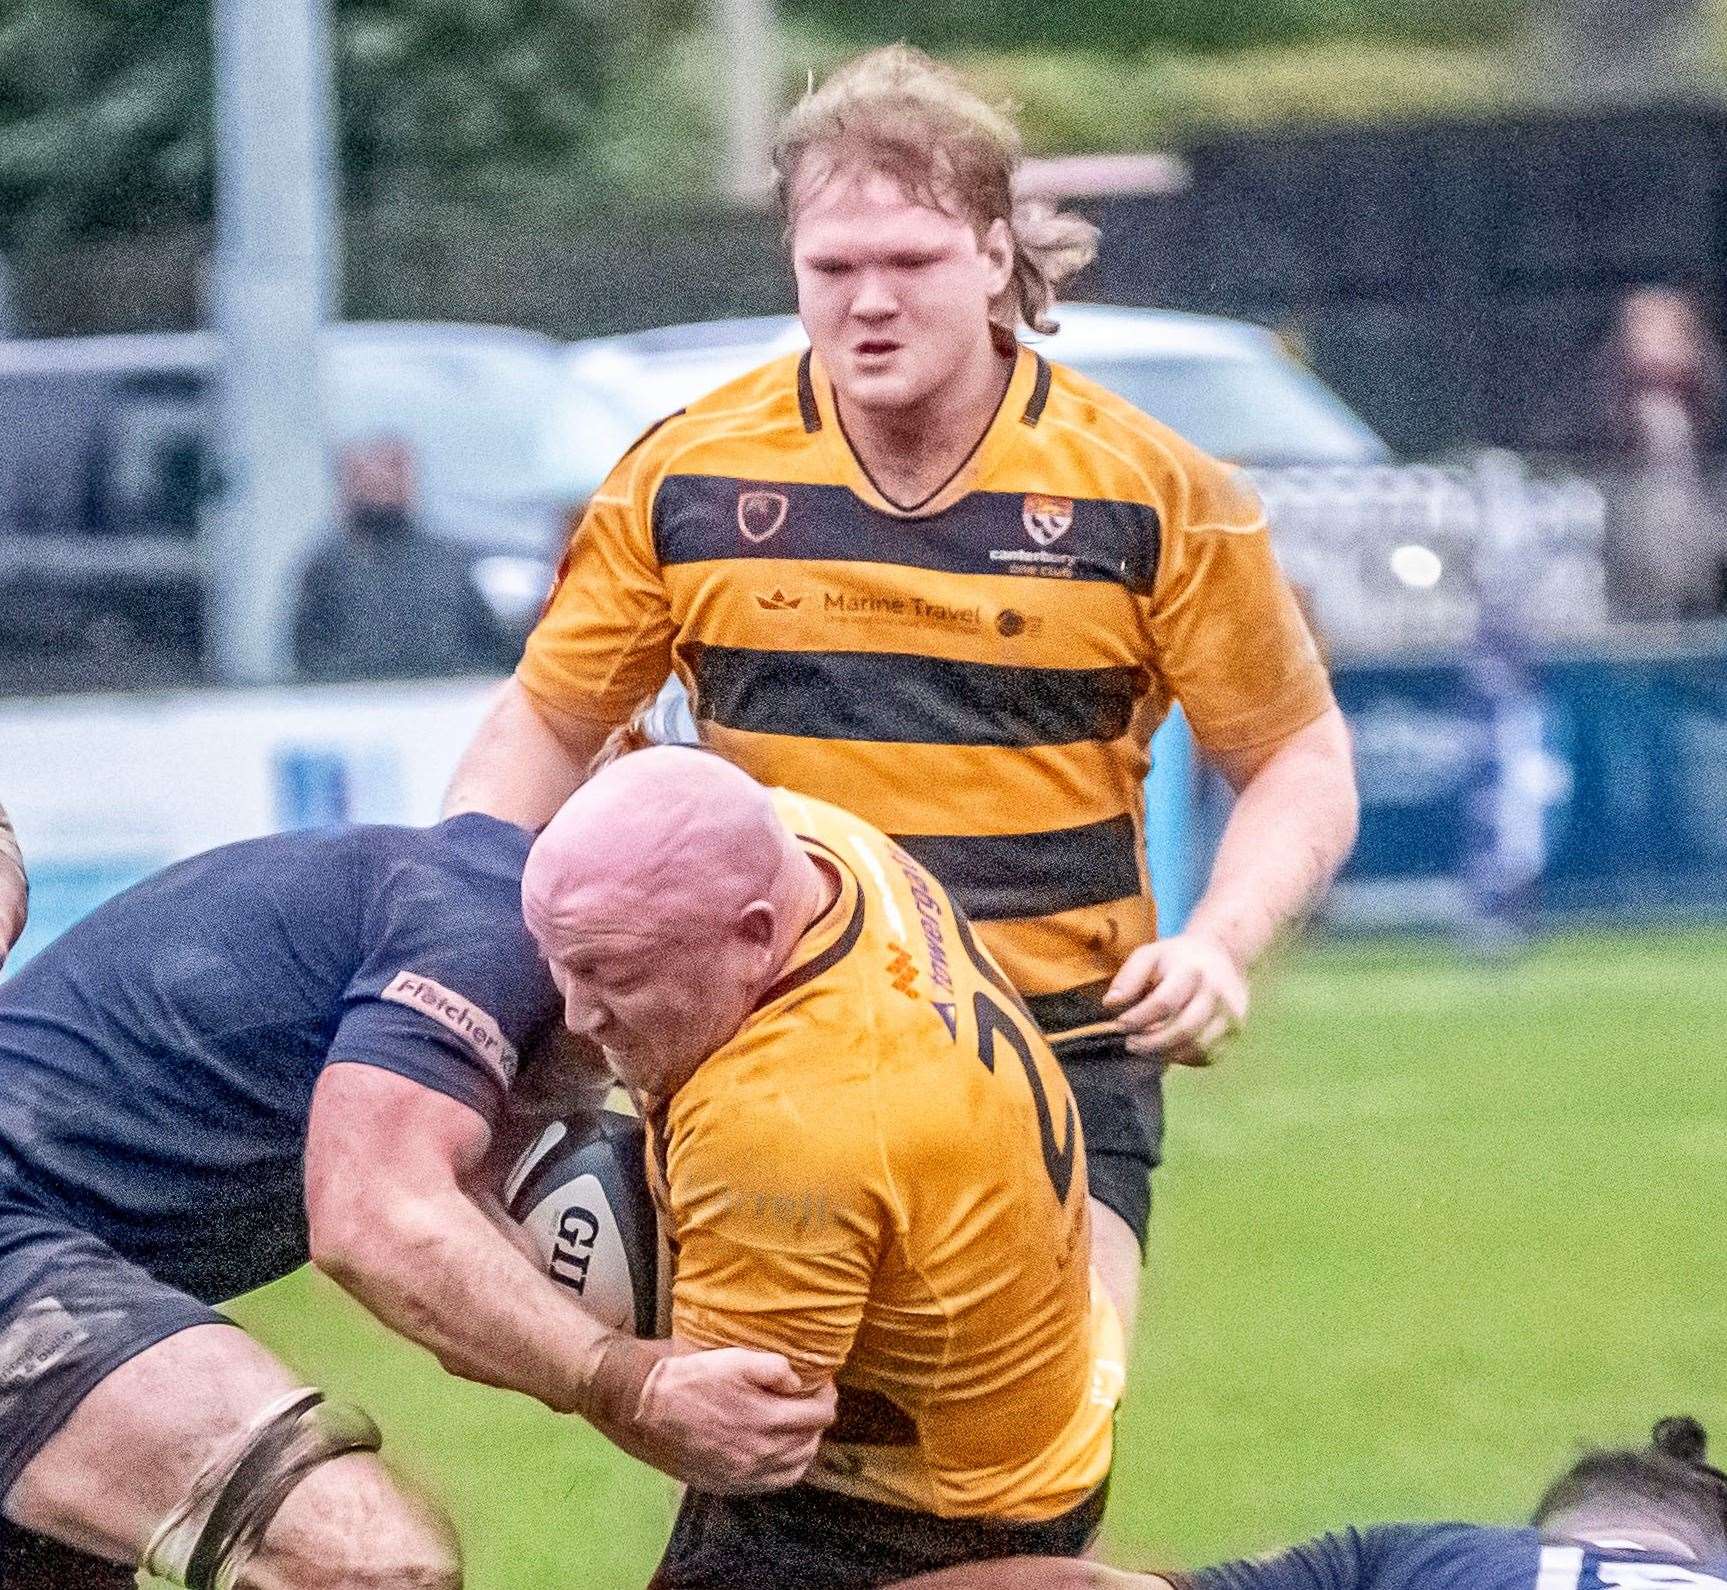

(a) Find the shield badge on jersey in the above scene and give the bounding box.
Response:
[737,489,790,544]
[1022,493,1074,547]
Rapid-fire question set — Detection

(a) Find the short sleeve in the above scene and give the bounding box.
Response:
[516,445,676,721]
[1150,445,1334,756]
[0,801,26,953]
[326,828,557,1126]
[666,1087,885,1382]
[1176,1527,1381,1590]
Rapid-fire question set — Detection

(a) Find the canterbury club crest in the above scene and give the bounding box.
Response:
[737,488,790,544]
[1022,493,1075,547]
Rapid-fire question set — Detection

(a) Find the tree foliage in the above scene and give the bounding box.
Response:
[4,0,1709,250]
[0,0,639,245]
[0,2,210,244]
[778,0,1529,56]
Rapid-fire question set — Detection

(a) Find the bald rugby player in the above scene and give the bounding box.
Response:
[521,748,1123,1590]
[0,815,830,1589]
[446,45,1359,1338]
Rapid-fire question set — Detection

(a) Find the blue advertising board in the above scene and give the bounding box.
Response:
[1324,631,1727,926]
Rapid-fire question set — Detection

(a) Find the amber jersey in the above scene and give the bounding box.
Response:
[520,346,1333,1043]
[645,789,1123,1521]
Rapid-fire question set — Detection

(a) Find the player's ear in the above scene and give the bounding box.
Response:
[737,900,778,948]
[981,216,1014,296]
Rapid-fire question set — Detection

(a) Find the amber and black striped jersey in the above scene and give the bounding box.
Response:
[520,345,1333,1044]
[648,789,1121,1521]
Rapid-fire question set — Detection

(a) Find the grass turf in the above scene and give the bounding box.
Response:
[157,926,1725,1588]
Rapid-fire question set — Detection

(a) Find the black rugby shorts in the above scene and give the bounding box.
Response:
[0,1175,226,1511]
[650,1477,1108,1590]
[1058,1041,1165,1251]
[0,1522,136,1587]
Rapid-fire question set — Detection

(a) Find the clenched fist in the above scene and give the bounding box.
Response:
[593,1343,836,1494]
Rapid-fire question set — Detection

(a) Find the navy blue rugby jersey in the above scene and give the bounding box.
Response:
[1178,1525,1727,1590]
[0,813,560,1300]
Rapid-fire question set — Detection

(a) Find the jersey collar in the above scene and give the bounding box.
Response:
[801,344,1046,519]
[752,839,864,1014]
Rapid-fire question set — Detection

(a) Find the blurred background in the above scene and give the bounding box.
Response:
[1,2,1723,1585]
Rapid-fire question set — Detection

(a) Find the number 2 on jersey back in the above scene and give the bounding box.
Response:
[971,990,1078,1205]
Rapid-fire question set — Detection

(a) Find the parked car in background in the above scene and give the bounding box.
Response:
[0,322,625,694]
[563,306,1607,653]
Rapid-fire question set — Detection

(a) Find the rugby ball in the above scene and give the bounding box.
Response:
[505,1110,668,1338]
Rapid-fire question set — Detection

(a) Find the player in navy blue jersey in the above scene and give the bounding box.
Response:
[0,815,834,1589]
[0,796,25,969]
[898,1417,1727,1590]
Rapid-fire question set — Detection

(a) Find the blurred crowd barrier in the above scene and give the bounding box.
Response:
[0,676,1196,967]
[5,628,1721,970]
[1253,453,1614,655]
[1271,626,1727,932]
[0,680,495,965]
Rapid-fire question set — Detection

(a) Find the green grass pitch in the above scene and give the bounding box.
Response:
[156,926,1725,1588]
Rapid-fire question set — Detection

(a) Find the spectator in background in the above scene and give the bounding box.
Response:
[1595,286,1726,620]
[0,799,25,970]
[294,435,519,682]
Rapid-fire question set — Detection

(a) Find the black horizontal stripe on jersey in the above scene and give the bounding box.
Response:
[653,475,1159,591]
[688,645,1143,748]
[829,1386,919,1446]
[1026,981,1116,1036]
[894,816,1141,922]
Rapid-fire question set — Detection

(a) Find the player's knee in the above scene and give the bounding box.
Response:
[1089,1196,1143,1342]
[369,1492,463,1590]
[260,1452,462,1590]
[325,1501,461,1590]
[320,1522,462,1590]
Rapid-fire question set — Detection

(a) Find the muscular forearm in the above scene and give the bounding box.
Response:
[0,802,27,960]
[315,1182,616,1415]
[1186,710,1359,971]
[442,678,613,827]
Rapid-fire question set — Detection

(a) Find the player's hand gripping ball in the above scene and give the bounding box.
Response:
[506,1110,668,1337]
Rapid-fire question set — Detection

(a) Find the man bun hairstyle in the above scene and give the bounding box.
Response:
[772,43,1098,336]
[1534,1416,1727,1557]
[1654,1417,1718,1470]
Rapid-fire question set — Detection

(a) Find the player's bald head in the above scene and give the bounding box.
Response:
[523,748,828,1095]
[522,747,796,947]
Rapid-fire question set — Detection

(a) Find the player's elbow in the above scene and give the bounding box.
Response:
[1289,704,1361,858]
[306,1197,379,1291]
[1328,740,1361,850]
[307,1183,425,1297]
[309,1193,473,1372]
[441,677,606,825]
[1323,712,1362,856]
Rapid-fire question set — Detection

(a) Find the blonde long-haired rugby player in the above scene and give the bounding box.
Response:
[521,747,1124,1590]
[446,45,1359,1345]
